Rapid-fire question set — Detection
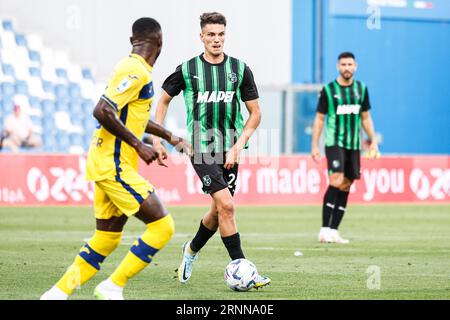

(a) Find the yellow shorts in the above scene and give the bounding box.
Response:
[94,170,155,220]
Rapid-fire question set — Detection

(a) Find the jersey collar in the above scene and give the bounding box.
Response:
[129,53,153,72]
[199,53,228,66]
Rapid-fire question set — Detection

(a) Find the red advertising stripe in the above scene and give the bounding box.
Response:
[0,154,448,206]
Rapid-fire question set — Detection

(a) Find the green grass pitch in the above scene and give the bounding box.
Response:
[0,204,449,300]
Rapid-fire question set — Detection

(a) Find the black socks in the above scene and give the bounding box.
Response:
[322,186,340,227]
[330,190,350,230]
[221,233,245,260]
[190,220,216,253]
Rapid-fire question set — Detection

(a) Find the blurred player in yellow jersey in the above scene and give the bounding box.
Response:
[41,17,191,300]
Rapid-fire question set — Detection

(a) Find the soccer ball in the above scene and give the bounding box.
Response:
[224,258,257,292]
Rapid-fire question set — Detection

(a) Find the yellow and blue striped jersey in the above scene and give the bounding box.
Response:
[86,53,154,181]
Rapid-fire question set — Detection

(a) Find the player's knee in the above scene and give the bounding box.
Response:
[329,174,344,187]
[160,214,175,241]
[217,200,235,218]
[340,180,353,192]
[206,208,219,221]
[91,230,122,253]
[78,230,123,270]
[151,214,175,245]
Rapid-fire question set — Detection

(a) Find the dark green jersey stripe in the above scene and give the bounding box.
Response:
[195,56,208,151]
[234,60,245,143]
[224,58,233,150]
[182,62,193,144]
[211,65,220,151]
[217,64,227,152]
[203,61,214,153]
[344,86,352,149]
[324,84,336,146]
[230,57,239,134]
[352,81,360,150]
[332,81,344,148]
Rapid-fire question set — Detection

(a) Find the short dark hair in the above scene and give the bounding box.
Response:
[132,17,161,38]
[338,52,355,61]
[200,12,227,29]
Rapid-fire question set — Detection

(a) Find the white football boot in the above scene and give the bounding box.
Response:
[93,278,124,300]
[329,229,350,244]
[253,274,271,290]
[40,286,69,300]
[177,241,199,283]
[318,227,333,243]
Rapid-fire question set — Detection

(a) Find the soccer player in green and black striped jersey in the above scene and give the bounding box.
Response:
[154,12,270,289]
[311,52,379,244]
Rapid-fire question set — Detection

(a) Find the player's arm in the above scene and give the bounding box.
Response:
[361,111,378,157]
[360,87,378,158]
[224,98,261,170]
[311,88,328,164]
[151,90,175,164]
[153,66,185,156]
[311,112,325,164]
[93,100,158,165]
[145,119,192,155]
[224,65,261,169]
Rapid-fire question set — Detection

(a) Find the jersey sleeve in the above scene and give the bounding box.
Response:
[100,66,146,111]
[361,87,371,112]
[161,65,185,97]
[240,65,259,102]
[316,88,328,114]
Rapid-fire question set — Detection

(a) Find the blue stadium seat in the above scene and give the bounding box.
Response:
[29,96,41,109]
[57,132,71,151]
[55,68,68,79]
[69,101,82,116]
[2,20,13,31]
[30,115,42,127]
[1,98,14,114]
[28,50,41,63]
[2,64,15,77]
[68,83,81,98]
[42,81,53,93]
[84,118,98,136]
[43,134,57,153]
[82,68,94,80]
[29,67,41,77]
[54,84,69,98]
[1,82,15,97]
[70,133,84,146]
[41,100,55,114]
[84,133,93,149]
[15,33,27,46]
[43,118,54,134]
[15,80,28,95]
[55,101,69,112]
[81,99,94,112]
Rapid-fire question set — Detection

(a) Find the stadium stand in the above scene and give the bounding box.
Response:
[0,18,103,154]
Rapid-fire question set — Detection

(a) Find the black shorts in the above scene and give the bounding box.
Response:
[191,153,239,196]
[325,146,361,180]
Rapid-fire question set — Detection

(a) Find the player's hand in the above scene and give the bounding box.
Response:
[311,146,321,164]
[368,142,380,159]
[174,138,193,157]
[153,139,168,167]
[224,146,240,170]
[136,142,159,165]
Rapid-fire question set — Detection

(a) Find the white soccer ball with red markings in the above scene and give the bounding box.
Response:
[224,258,257,292]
